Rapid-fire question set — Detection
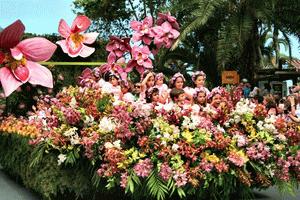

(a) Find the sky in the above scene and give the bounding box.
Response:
[0,0,299,59]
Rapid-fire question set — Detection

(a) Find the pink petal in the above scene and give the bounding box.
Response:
[143,16,153,27]
[26,61,53,88]
[16,37,57,61]
[170,29,180,39]
[71,15,91,33]
[106,41,115,52]
[143,59,153,69]
[79,45,95,58]
[66,37,83,57]
[10,47,23,60]
[0,20,25,49]
[107,52,116,64]
[130,21,141,31]
[132,33,142,42]
[161,22,172,32]
[58,19,71,38]
[143,36,152,45]
[83,32,99,44]
[125,60,135,73]
[0,67,23,97]
[56,40,69,54]
[115,50,123,57]
[136,65,145,75]
[12,65,30,83]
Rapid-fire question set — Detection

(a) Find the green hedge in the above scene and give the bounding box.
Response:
[0,133,130,200]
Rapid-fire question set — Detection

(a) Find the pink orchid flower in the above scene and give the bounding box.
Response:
[130,16,154,45]
[106,36,131,64]
[151,21,180,48]
[126,46,152,74]
[0,20,57,97]
[156,12,180,30]
[56,15,99,58]
[100,57,128,81]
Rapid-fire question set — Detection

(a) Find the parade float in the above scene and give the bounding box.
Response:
[0,13,299,200]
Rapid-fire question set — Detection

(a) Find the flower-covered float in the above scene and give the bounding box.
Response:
[0,13,299,200]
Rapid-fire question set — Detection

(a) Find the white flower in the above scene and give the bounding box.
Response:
[84,115,94,125]
[172,144,179,151]
[104,142,114,149]
[113,140,122,149]
[63,127,78,137]
[161,140,167,146]
[99,117,116,133]
[70,97,77,108]
[57,154,67,166]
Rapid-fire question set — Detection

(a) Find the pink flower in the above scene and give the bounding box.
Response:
[56,15,99,58]
[0,20,56,96]
[130,16,154,45]
[126,46,152,74]
[159,162,173,181]
[133,158,153,177]
[156,12,180,31]
[173,170,188,187]
[106,36,131,63]
[151,21,180,49]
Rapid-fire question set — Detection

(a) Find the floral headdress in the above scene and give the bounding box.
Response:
[170,72,185,86]
[193,87,207,99]
[207,87,224,100]
[192,71,206,82]
[146,86,159,102]
[155,73,165,81]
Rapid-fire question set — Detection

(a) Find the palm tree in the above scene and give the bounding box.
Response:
[171,0,300,83]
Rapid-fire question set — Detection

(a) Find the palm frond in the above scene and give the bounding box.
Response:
[171,0,226,50]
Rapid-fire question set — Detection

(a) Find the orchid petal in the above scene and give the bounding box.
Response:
[79,45,95,58]
[10,47,23,60]
[12,65,30,83]
[71,15,91,33]
[16,37,57,61]
[107,52,116,64]
[58,19,71,38]
[0,20,25,49]
[0,67,23,97]
[130,21,141,31]
[83,32,99,44]
[26,61,53,88]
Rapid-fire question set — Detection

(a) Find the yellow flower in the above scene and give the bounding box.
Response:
[182,130,193,143]
[206,154,220,164]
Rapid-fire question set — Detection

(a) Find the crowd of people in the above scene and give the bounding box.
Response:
[80,68,300,124]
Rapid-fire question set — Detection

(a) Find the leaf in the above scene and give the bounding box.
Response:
[177,187,186,199]
[146,170,168,200]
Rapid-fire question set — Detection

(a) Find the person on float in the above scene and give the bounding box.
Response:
[120,80,135,103]
[191,71,210,96]
[169,72,193,103]
[145,87,161,107]
[97,71,122,99]
[191,88,208,116]
[155,73,169,103]
[139,70,155,102]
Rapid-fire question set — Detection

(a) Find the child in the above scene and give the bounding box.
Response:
[139,70,155,102]
[145,87,160,104]
[169,72,193,102]
[192,71,210,96]
[120,80,135,103]
[170,88,186,108]
[155,73,168,103]
[191,88,207,116]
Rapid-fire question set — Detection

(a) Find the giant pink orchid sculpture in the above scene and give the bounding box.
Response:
[57,15,99,58]
[126,46,153,74]
[0,20,57,97]
[130,16,154,45]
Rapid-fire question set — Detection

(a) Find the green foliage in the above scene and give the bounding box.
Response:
[146,170,168,200]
